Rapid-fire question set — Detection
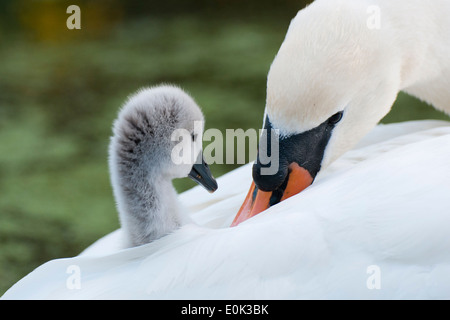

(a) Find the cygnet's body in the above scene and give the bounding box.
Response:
[109,85,217,247]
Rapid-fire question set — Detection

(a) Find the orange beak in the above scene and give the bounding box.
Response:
[231,163,313,226]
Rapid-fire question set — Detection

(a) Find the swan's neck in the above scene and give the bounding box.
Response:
[379,0,450,110]
[110,153,186,247]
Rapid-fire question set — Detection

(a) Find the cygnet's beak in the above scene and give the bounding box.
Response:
[188,152,218,193]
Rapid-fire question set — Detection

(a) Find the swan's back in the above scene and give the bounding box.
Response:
[3,120,450,299]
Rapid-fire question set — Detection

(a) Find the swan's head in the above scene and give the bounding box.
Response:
[111,85,217,192]
[232,2,402,225]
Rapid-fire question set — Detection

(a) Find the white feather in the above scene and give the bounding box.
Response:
[3,120,450,299]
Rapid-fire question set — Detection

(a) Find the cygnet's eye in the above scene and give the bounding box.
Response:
[191,133,198,142]
[328,111,344,125]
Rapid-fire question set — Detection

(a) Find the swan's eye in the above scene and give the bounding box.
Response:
[191,133,197,142]
[328,111,344,125]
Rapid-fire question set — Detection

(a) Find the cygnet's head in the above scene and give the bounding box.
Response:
[110,85,217,192]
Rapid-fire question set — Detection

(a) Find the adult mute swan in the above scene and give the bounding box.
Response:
[2,120,450,299]
[232,0,450,225]
[2,0,450,300]
[108,85,217,247]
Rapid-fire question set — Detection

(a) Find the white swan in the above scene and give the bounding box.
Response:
[232,0,450,224]
[2,120,450,299]
[2,0,450,299]
[107,85,217,247]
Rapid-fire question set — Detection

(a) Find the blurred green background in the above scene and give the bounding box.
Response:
[0,0,448,295]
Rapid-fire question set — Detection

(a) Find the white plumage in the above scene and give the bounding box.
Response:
[3,120,450,299]
[266,0,450,168]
